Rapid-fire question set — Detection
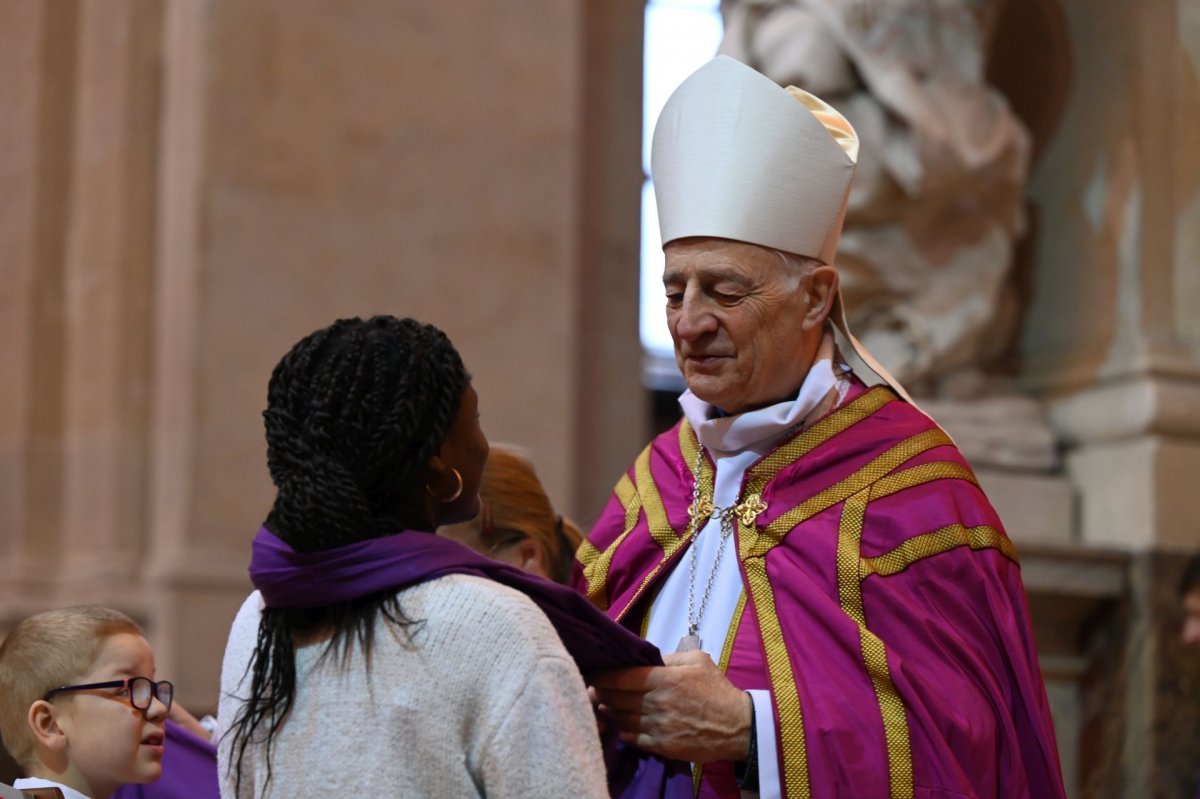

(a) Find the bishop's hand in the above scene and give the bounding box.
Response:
[588,650,753,764]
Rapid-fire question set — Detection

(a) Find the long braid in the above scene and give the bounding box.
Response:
[229,316,469,791]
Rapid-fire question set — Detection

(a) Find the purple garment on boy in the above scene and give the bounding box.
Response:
[248,526,692,798]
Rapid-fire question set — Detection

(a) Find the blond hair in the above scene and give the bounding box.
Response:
[0,606,143,767]
[466,445,582,584]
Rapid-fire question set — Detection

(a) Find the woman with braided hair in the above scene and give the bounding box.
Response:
[216,316,648,799]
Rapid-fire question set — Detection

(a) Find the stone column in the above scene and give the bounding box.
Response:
[57,0,161,597]
[0,0,77,607]
[574,2,647,523]
[1020,0,1200,794]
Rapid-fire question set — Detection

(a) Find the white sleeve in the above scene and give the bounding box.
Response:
[743,689,781,799]
[478,654,608,799]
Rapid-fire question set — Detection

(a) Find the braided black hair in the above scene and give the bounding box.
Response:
[228,315,470,791]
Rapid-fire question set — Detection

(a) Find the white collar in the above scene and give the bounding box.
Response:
[679,331,844,454]
[13,777,91,799]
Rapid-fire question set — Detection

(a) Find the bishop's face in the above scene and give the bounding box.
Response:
[664,237,826,415]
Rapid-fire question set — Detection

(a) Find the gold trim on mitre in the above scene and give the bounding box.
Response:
[784,86,859,163]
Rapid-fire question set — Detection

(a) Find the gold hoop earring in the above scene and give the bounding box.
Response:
[425,468,464,504]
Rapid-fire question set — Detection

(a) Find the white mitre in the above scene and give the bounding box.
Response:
[651,55,856,265]
[651,55,923,408]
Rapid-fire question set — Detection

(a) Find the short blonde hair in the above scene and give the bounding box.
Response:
[454,445,582,584]
[0,606,143,766]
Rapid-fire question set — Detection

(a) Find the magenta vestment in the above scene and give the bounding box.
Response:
[574,383,1066,799]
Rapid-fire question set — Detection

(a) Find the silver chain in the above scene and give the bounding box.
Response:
[686,447,737,637]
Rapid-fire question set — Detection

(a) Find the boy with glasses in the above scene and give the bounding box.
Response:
[0,607,171,799]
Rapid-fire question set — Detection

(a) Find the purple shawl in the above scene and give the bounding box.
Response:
[249,526,692,798]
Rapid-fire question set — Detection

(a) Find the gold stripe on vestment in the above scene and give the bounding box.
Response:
[718,590,747,673]
[828,458,999,797]
[727,394,956,797]
[615,472,638,511]
[573,471,639,574]
[615,440,696,623]
[719,387,900,797]
[748,428,953,558]
[838,488,914,799]
[860,524,1018,579]
[613,423,719,622]
[636,444,675,554]
[582,529,631,611]
[744,558,810,798]
[750,386,895,481]
[576,539,601,569]
[870,460,978,501]
[736,387,895,561]
[581,466,647,610]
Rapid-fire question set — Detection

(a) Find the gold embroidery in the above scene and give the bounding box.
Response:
[695,388,901,797]
[680,417,699,461]
[750,428,953,557]
[870,461,978,502]
[616,435,701,622]
[736,493,769,527]
[718,590,747,673]
[615,472,637,507]
[862,628,914,799]
[583,527,633,611]
[745,558,810,798]
[576,539,601,569]
[738,387,898,559]
[688,495,715,521]
[581,465,647,610]
[838,489,913,799]
[748,387,895,482]
[861,524,1018,578]
[611,424,717,622]
[837,492,869,624]
[636,444,676,554]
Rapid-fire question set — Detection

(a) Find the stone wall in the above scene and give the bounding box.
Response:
[0,0,646,715]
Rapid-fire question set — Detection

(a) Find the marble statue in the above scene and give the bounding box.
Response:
[720,0,1031,396]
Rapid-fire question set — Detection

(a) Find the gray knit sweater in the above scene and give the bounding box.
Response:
[217,574,608,798]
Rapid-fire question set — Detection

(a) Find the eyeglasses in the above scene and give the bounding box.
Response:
[42,677,174,715]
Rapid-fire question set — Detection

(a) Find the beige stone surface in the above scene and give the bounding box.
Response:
[1021,0,1200,393]
[924,392,1060,471]
[0,0,646,714]
[975,468,1075,546]
[1067,435,1200,552]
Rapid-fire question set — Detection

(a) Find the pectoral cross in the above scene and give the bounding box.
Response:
[676,625,702,652]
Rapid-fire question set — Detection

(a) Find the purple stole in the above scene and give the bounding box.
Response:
[576,383,1067,799]
[250,526,692,798]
